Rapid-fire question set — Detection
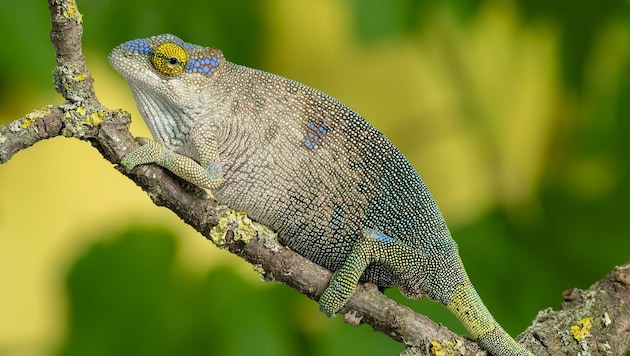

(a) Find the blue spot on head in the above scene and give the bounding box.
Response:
[122,39,152,56]
[186,55,220,76]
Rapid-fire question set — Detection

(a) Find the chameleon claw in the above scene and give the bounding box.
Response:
[120,152,140,170]
[319,288,343,318]
[319,270,357,318]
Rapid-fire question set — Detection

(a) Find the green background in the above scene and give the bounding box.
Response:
[1,0,630,355]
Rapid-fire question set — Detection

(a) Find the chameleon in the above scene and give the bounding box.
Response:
[108,34,533,356]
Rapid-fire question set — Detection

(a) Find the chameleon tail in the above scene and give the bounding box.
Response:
[318,228,533,355]
[445,279,533,356]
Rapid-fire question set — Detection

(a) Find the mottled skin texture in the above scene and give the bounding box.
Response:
[109,34,533,356]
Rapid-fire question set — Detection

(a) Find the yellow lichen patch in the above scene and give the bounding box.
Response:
[21,106,53,129]
[73,73,87,82]
[75,106,85,115]
[430,339,464,356]
[62,0,83,24]
[20,117,36,129]
[209,209,275,246]
[84,111,104,126]
[570,317,594,341]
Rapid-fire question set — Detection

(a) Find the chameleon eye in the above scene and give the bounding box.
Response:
[150,42,188,76]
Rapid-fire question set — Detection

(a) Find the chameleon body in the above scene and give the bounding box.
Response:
[109,34,532,355]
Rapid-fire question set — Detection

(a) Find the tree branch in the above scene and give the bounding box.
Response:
[521,262,630,355]
[0,0,627,355]
[0,106,63,164]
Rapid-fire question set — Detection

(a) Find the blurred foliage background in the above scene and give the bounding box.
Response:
[1,0,630,355]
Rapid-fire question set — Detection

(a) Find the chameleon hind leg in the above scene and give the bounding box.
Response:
[319,228,423,317]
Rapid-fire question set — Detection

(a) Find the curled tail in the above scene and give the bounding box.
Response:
[446,281,533,356]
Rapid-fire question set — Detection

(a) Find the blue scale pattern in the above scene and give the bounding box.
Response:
[186,56,221,76]
[303,119,330,150]
[121,39,152,56]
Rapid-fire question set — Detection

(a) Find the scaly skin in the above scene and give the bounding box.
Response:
[109,34,533,355]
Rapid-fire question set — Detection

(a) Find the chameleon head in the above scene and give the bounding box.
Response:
[108,34,225,142]
[107,34,224,110]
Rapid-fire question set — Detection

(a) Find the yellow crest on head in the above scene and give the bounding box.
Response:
[150,42,188,76]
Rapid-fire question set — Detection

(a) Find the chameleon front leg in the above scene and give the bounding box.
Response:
[319,228,422,317]
[120,123,224,191]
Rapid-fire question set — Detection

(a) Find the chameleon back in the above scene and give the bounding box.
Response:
[209,62,462,301]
